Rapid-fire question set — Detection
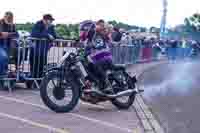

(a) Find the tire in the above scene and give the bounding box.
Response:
[111,93,136,109]
[110,70,136,110]
[40,70,80,113]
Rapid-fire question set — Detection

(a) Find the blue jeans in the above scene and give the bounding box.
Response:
[0,47,9,75]
[167,47,177,61]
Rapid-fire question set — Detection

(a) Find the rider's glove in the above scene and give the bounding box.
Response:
[48,34,55,40]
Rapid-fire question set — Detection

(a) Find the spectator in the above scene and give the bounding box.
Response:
[132,38,141,63]
[168,39,178,61]
[30,14,57,78]
[152,39,161,60]
[104,23,113,42]
[111,27,122,42]
[0,11,18,75]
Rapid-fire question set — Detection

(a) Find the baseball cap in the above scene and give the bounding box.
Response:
[5,11,13,17]
[43,14,55,21]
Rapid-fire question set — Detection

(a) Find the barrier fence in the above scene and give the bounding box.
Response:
[0,38,76,91]
[0,38,199,91]
[111,44,165,64]
[111,43,198,64]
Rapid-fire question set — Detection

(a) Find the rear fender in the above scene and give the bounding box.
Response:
[131,75,137,84]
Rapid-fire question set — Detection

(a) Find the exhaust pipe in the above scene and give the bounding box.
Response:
[84,84,144,99]
[90,89,137,99]
[108,89,136,98]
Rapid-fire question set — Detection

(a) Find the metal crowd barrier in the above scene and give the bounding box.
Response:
[111,42,198,64]
[111,43,166,65]
[0,38,76,92]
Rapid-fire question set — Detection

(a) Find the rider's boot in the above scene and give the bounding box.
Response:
[100,79,113,94]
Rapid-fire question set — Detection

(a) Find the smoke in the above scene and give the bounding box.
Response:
[141,60,199,100]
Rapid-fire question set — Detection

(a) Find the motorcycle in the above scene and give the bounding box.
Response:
[40,47,142,113]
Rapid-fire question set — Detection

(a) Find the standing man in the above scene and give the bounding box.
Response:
[0,11,18,75]
[30,14,57,78]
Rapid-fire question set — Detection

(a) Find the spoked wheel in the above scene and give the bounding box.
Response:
[110,70,136,110]
[40,70,80,113]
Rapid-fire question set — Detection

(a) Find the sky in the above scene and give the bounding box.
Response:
[0,0,200,28]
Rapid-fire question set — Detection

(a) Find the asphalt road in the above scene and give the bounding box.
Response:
[0,60,153,133]
[0,88,145,133]
[0,61,170,133]
[4,46,199,133]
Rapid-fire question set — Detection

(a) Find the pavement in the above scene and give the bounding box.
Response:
[0,62,166,133]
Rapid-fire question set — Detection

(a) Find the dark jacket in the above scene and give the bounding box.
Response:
[31,20,57,55]
[0,19,19,50]
[31,20,56,39]
[171,41,178,48]
[111,31,122,42]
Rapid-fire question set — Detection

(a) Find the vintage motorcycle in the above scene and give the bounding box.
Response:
[40,47,142,113]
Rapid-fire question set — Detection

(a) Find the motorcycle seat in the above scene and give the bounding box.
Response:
[112,64,126,71]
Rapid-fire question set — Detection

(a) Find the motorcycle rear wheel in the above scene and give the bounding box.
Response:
[111,93,136,109]
[110,70,136,109]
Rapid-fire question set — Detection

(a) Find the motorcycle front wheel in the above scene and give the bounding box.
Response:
[40,70,80,113]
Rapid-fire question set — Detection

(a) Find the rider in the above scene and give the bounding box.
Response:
[80,19,113,93]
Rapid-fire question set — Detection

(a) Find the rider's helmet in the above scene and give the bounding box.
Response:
[79,20,96,42]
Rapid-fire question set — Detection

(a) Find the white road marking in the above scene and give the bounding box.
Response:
[0,95,133,133]
[27,90,109,109]
[0,112,69,133]
[69,113,133,133]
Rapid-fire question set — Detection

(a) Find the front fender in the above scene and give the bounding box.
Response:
[46,66,84,94]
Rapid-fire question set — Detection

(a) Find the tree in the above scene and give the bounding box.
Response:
[14,20,149,39]
[149,27,160,33]
[55,24,71,39]
[184,13,200,32]
[16,23,34,32]
[108,20,118,27]
[108,20,140,30]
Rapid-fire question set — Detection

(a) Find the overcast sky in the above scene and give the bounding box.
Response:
[0,0,199,28]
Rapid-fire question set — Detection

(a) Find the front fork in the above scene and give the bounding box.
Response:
[70,61,88,90]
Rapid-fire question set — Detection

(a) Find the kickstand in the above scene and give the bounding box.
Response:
[34,80,40,90]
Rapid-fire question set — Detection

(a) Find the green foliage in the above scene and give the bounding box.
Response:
[149,27,160,33]
[16,23,34,32]
[55,24,79,39]
[15,20,147,39]
[184,13,200,32]
[55,24,71,39]
[108,20,145,31]
[16,23,79,39]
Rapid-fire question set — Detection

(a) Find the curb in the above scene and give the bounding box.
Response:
[130,61,168,133]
